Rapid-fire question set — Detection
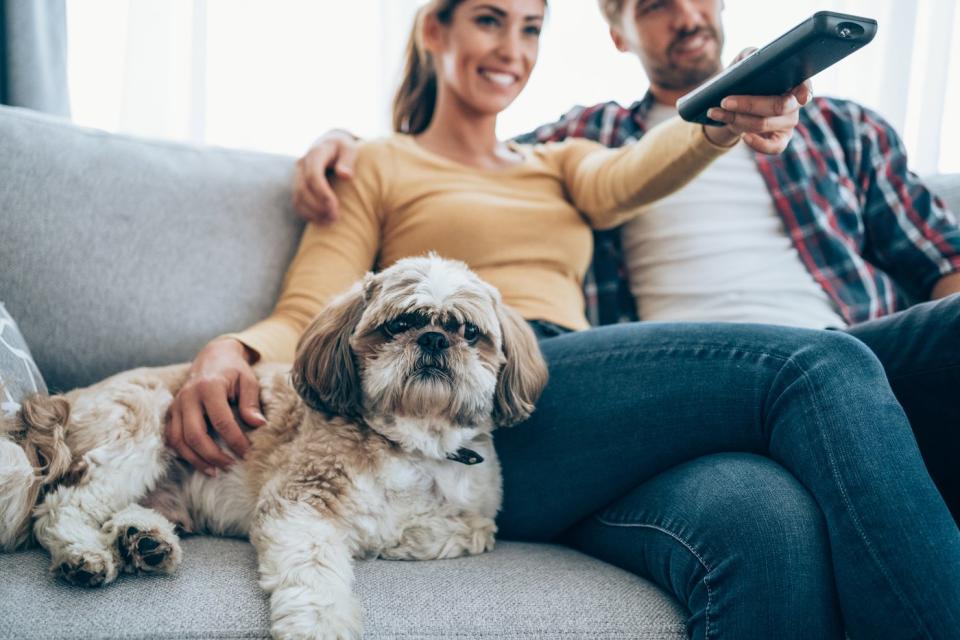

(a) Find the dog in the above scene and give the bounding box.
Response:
[8,254,548,639]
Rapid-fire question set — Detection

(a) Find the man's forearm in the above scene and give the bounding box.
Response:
[931,272,960,299]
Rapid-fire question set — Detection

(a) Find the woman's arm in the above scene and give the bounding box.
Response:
[560,85,809,230]
[557,118,734,230]
[164,143,388,472]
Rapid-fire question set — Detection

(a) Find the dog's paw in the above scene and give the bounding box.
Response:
[468,518,496,555]
[270,592,363,640]
[55,549,118,587]
[116,526,182,574]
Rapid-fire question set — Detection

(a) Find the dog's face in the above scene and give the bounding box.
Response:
[292,255,547,454]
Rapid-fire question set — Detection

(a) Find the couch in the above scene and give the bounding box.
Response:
[1,105,958,639]
[0,105,689,639]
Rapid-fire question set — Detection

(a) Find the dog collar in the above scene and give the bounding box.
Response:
[446,447,484,465]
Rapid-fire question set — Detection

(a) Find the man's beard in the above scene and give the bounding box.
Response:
[650,25,724,91]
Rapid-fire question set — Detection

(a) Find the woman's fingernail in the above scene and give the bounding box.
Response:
[708,108,724,121]
[721,97,738,110]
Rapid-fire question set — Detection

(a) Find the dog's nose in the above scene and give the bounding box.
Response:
[417,331,450,354]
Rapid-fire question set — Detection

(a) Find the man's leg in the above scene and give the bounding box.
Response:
[493,322,960,638]
[843,294,960,519]
[559,453,843,640]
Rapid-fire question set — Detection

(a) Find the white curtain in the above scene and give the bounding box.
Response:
[67,0,960,173]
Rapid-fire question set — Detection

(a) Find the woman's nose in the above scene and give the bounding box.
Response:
[496,30,521,61]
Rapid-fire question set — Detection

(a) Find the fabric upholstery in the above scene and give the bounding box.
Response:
[0,105,304,392]
[0,539,688,639]
[1,102,957,639]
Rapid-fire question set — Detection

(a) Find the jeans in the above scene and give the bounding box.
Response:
[842,294,960,520]
[494,321,960,639]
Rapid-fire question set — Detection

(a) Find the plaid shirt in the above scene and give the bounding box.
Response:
[514,93,960,327]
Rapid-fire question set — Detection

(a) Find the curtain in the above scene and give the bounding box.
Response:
[63,0,960,173]
[1,0,70,116]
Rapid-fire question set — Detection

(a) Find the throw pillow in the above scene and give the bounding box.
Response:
[0,303,47,417]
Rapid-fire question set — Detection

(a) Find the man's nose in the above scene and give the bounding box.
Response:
[417,331,450,354]
[673,0,705,32]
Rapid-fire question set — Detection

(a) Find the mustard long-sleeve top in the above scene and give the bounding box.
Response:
[232,117,734,362]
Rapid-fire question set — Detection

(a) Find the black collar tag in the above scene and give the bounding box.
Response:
[447,447,484,465]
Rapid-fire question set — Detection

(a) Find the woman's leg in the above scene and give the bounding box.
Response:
[494,322,960,639]
[559,453,843,640]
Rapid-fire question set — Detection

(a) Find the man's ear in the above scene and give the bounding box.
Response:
[610,26,629,52]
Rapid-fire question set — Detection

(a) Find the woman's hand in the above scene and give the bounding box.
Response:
[702,48,813,155]
[164,337,266,475]
[293,129,361,224]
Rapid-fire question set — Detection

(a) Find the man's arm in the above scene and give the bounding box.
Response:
[852,102,960,302]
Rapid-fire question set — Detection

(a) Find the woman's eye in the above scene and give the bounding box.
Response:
[463,323,480,343]
[385,318,410,335]
[524,25,542,37]
[476,14,500,28]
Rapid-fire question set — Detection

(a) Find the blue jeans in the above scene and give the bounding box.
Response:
[493,321,960,639]
[842,294,960,520]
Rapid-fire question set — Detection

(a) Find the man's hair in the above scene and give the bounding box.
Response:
[597,0,624,26]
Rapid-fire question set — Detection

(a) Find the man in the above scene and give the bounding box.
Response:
[296,0,960,517]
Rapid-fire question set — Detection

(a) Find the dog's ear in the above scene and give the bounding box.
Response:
[493,304,548,427]
[292,283,367,419]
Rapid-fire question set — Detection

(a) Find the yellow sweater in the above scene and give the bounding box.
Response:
[233,117,733,362]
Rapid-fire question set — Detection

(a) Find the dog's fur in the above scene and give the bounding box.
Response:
[6,255,547,639]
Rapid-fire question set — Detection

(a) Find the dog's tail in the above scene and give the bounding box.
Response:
[0,393,73,551]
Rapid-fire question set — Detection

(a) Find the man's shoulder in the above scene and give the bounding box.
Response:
[800,96,894,137]
[519,100,644,146]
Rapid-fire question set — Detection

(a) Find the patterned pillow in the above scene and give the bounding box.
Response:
[0,303,47,417]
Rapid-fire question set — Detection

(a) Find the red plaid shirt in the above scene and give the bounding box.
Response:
[514,93,960,326]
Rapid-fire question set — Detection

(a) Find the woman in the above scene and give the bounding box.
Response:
[165,1,960,638]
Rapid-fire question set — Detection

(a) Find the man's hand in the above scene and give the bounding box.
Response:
[932,272,960,299]
[702,48,813,155]
[164,337,266,475]
[292,129,361,224]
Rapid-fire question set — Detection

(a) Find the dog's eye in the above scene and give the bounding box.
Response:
[384,318,411,336]
[463,323,480,343]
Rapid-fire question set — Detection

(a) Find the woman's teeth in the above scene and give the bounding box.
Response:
[480,70,516,87]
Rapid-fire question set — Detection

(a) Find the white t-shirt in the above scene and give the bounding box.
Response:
[621,104,847,329]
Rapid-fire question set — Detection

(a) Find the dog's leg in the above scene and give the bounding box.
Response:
[380,512,497,560]
[105,503,182,575]
[32,381,175,587]
[251,499,362,640]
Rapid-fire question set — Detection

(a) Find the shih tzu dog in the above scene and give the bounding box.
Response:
[4,254,548,639]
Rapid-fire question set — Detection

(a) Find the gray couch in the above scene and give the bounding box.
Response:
[1,105,958,640]
[0,105,687,639]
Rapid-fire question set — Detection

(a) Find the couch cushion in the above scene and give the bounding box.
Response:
[0,538,688,639]
[0,106,304,393]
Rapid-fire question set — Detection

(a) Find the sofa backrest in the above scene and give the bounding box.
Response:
[0,106,304,392]
[2,106,959,392]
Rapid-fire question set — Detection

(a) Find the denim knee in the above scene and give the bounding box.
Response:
[563,453,842,640]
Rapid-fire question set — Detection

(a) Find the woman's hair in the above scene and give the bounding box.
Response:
[392,0,547,134]
[392,1,464,135]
